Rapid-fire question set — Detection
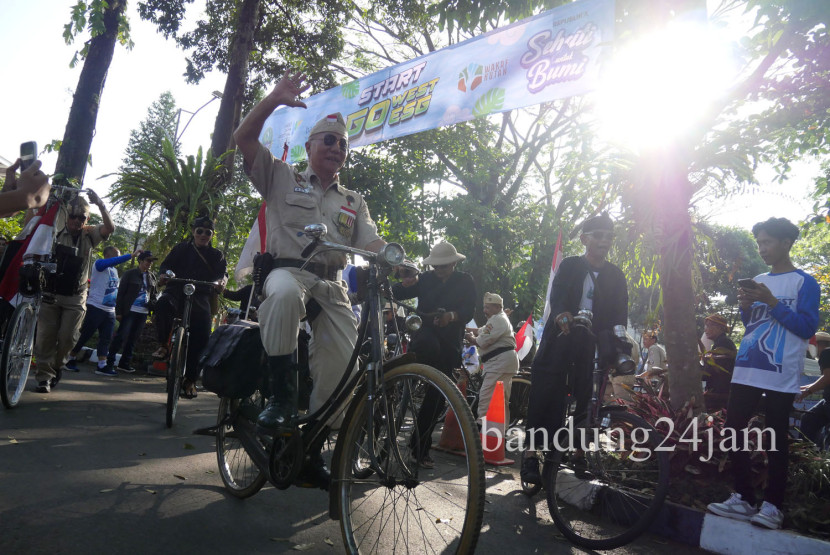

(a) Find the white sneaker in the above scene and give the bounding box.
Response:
[750,501,784,530]
[707,493,758,521]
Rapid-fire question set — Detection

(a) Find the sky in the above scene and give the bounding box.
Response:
[0,0,820,232]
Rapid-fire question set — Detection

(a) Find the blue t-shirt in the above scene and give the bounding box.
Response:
[733,269,820,394]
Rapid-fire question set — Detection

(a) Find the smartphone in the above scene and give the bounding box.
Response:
[737,278,758,289]
[20,141,37,171]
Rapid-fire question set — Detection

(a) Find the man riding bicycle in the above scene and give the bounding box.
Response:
[520,213,629,486]
[234,70,385,489]
[153,217,227,399]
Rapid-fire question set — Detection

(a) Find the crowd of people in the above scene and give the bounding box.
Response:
[2,70,828,528]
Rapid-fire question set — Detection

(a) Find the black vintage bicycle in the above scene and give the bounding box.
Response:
[529,310,669,549]
[214,224,485,553]
[161,272,220,428]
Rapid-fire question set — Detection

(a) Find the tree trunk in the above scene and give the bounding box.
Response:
[646,153,705,411]
[211,0,261,178]
[54,0,127,187]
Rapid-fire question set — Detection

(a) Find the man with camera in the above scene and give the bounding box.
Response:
[392,241,477,468]
[32,190,115,393]
[234,70,385,489]
[520,213,629,486]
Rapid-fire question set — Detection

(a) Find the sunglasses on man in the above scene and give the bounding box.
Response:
[68,214,87,222]
[311,133,349,152]
[195,227,213,237]
[584,230,615,241]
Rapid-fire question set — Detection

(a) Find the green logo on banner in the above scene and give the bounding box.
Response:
[342,80,359,99]
[473,88,505,117]
[290,145,307,163]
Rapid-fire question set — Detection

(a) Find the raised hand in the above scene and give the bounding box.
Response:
[270,70,311,108]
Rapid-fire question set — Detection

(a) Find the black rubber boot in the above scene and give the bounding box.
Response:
[257,355,297,431]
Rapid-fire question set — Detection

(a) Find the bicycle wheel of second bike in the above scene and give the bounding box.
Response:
[545,410,669,550]
[337,363,485,554]
[1,301,37,409]
[165,328,185,428]
[216,395,267,498]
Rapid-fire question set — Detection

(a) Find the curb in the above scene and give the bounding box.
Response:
[646,498,830,554]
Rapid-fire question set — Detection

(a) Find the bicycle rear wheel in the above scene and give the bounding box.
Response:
[1,301,37,409]
[508,375,531,428]
[545,410,669,549]
[165,328,185,428]
[336,363,485,554]
[216,394,267,498]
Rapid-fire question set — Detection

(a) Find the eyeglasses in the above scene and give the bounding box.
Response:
[312,133,349,152]
[433,263,455,270]
[584,231,615,241]
[194,227,213,237]
[68,214,87,222]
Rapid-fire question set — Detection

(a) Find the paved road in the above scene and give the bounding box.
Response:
[1,362,706,554]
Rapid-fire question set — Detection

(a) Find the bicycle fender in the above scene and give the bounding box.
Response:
[382,352,417,371]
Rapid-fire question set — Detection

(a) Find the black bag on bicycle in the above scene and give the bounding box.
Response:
[200,321,264,398]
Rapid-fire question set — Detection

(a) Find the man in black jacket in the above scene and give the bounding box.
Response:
[392,241,477,468]
[106,251,158,373]
[153,217,227,398]
[521,214,628,485]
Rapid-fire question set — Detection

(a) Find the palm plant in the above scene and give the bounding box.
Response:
[109,137,229,251]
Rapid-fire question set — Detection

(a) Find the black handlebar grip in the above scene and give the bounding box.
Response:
[301,239,318,259]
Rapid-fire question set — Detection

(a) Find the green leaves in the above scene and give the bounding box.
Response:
[109,136,229,249]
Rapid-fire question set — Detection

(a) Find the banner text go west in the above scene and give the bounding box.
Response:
[260,0,614,163]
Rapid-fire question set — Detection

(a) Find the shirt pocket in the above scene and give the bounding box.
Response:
[282,193,319,228]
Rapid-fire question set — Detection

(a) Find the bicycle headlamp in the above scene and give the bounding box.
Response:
[379,243,405,267]
[183,283,196,296]
[405,313,422,332]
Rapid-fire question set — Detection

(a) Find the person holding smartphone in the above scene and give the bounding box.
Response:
[0,159,51,218]
[708,217,820,530]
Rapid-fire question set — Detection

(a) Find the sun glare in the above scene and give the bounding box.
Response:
[596,21,736,152]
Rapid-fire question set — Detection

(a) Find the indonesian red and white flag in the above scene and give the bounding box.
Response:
[538,231,563,339]
[515,316,534,361]
[0,202,60,307]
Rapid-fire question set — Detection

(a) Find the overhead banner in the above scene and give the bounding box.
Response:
[260,0,614,162]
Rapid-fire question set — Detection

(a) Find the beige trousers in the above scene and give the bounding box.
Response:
[259,268,358,414]
[34,293,87,382]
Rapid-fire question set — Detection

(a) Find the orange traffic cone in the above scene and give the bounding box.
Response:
[482,380,515,466]
[436,379,468,456]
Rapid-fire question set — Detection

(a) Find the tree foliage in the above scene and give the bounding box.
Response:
[109,137,228,252]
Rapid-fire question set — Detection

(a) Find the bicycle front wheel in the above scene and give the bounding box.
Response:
[336,363,485,554]
[1,301,37,409]
[216,394,267,498]
[165,328,185,428]
[545,410,669,549]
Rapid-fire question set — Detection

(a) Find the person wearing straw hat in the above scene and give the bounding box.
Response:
[700,313,736,411]
[798,331,830,449]
[466,292,519,426]
[234,71,386,489]
[393,240,476,468]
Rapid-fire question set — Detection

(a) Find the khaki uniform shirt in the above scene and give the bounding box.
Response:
[246,143,380,268]
[475,310,519,374]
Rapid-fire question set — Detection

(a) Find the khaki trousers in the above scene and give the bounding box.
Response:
[259,268,357,414]
[34,292,87,382]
